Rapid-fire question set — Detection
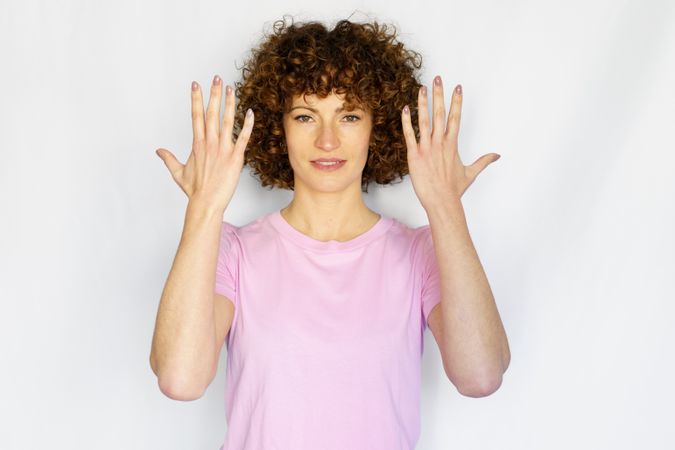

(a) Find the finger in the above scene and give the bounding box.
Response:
[156,148,183,179]
[191,81,205,147]
[431,75,446,143]
[445,84,463,141]
[205,75,223,147]
[400,105,419,155]
[232,108,255,157]
[220,84,235,152]
[417,85,430,149]
[466,153,498,181]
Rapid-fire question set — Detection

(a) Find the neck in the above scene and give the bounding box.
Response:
[280,200,380,242]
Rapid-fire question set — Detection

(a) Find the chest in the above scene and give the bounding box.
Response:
[232,240,423,360]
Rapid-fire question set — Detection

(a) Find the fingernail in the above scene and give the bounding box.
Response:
[246,108,253,118]
[420,86,427,96]
[213,75,221,85]
[191,81,198,91]
[434,76,442,86]
[455,84,462,95]
[495,154,501,161]
[226,85,232,95]
[403,105,409,115]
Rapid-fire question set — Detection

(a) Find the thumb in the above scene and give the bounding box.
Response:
[467,153,500,181]
[156,148,182,176]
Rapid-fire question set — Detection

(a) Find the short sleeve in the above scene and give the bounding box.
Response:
[416,225,442,331]
[214,221,240,305]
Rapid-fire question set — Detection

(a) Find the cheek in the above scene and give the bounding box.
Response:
[361,135,372,158]
[284,127,310,149]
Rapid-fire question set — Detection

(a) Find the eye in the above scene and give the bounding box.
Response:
[294,114,312,123]
[292,114,361,123]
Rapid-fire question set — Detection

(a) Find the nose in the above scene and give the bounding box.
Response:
[314,123,340,151]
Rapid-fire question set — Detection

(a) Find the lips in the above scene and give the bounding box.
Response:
[311,158,345,162]
[310,159,347,171]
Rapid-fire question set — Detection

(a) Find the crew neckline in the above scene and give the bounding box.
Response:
[268,208,394,252]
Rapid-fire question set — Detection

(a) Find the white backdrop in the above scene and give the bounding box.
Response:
[1,0,674,449]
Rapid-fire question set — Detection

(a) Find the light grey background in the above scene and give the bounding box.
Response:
[1,0,674,449]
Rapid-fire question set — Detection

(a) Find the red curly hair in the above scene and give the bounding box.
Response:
[232,16,423,193]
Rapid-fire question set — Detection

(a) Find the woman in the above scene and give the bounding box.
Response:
[150,17,510,450]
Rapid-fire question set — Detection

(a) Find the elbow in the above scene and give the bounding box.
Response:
[153,361,214,402]
[445,356,509,398]
[447,339,511,398]
[502,350,511,372]
[501,339,511,372]
[149,353,160,378]
[457,374,504,398]
[150,354,215,401]
[451,360,507,397]
[157,376,207,401]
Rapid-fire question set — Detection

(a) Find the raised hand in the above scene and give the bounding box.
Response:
[156,75,254,211]
[401,76,500,212]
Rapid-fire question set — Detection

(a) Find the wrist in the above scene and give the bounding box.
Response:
[186,197,227,221]
[424,198,466,224]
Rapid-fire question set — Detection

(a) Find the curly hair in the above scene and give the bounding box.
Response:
[232,16,424,193]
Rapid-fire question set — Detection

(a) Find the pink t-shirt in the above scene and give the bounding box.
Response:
[215,209,441,450]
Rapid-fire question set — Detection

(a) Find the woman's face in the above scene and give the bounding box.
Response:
[282,90,373,193]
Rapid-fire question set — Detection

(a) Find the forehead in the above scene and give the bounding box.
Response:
[291,91,345,104]
[288,91,365,112]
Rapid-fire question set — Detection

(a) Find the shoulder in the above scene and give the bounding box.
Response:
[377,217,432,263]
[387,217,431,243]
[220,211,269,235]
[219,211,279,250]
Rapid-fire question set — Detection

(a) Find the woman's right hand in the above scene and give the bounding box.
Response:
[156,75,254,212]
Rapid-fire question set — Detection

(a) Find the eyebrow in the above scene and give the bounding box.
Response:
[289,105,364,113]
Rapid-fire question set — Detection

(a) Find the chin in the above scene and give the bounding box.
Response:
[296,173,361,193]
[309,179,353,193]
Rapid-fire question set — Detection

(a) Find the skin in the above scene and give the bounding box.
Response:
[279,91,382,242]
[401,76,510,397]
[151,76,254,400]
[152,74,510,400]
[281,82,510,397]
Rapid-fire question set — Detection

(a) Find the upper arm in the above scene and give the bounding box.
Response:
[427,302,476,394]
[211,293,235,376]
[427,303,456,384]
[426,302,444,352]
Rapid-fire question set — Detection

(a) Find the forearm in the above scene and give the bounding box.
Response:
[426,199,510,393]
[150,199,225,399]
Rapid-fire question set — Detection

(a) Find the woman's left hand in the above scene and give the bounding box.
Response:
[401,76,500,211]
